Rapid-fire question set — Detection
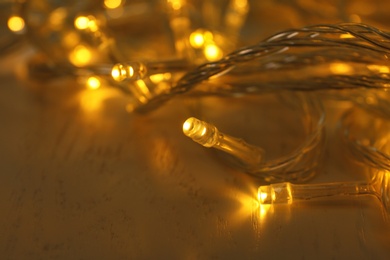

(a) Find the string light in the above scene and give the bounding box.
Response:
[183,117,264,169]
[182,92,325,182]
[257,169,390,213]
[4,0,390,215]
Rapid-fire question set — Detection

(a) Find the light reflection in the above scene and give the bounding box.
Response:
[78,88,119,113]
[367,64,390,74]
[227,183,271,228]
[329,62,353,75]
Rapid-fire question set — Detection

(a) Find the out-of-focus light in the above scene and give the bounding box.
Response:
[104,0,122,9]
[367,64,390,74]
[87,76,101,90]
[69,45,92,66]
[168,0,184,10]
[340,33,354,39]
[74,16,90,30]
[74,15,98,32]
[49,7,67,28]
[349,14,361,23]
[62,31,80,47]
[204,44,223,61]
[7,16,25,33]
[149,73,171,84]
[190,30,205,48]
[330,62,353,74]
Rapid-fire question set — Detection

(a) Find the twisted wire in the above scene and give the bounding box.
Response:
[136,23,390,112]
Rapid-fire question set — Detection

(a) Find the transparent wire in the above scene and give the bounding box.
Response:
[183,91,325,183]
[258,168,390,214]
[133,23,390,113]
[341,105,390,171]
[257,102,390,212]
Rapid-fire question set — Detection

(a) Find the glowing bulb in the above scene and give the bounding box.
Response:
[104,0,122,9]
[183,117,264,169]
[111,63,148,82]
[168,0,184,10]
[74,16,90,30]
[74,15,98,32]
[69,45,92,66]
[190,30,205,48]
[7,16,25,33]
[204,44,223,61]
[86,76,101,90]
[257,171,390,214]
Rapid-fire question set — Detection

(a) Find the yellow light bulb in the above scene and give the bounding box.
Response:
[257,171,390,215]
[74,16,90,30]
[69,45,92,66]
[111,63,147,82]
[104,0,122,9]
[189,30,205,48]
[86,76,101,90]
[204,44,223,61]
[183,117,264,169]
[7,16,25,33]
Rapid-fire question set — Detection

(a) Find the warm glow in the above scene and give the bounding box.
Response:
[349,14,361,23]
[258,192,268,204]
[86,76,101,90]
[204,44,223,61]
[183,120,193,132]
[79,88,119,113]
[69,45,92,66]
[150,73,171,84]
[340,33,355,39]
[189,30,205,48]
[111,63,135,82]
[49,7,67,27]
[104,0,122,9]
[168,0,184,10]
[74,16,90,30]
[74,15,98,32]
[134,80,150,103]
[62,31,80,47]
[7,16,25,33]
[329,62,353,74]
[259,204,271,219]
[367,64,390,73]
[233,0,248,9]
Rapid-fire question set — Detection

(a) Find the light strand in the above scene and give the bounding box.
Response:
[257,169,390,213]
[131,23,390,112]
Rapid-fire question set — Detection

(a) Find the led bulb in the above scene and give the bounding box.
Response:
[183,117,219,147]
[183,117,264,170]
[111,62,147,82]
[257,170,390,213]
